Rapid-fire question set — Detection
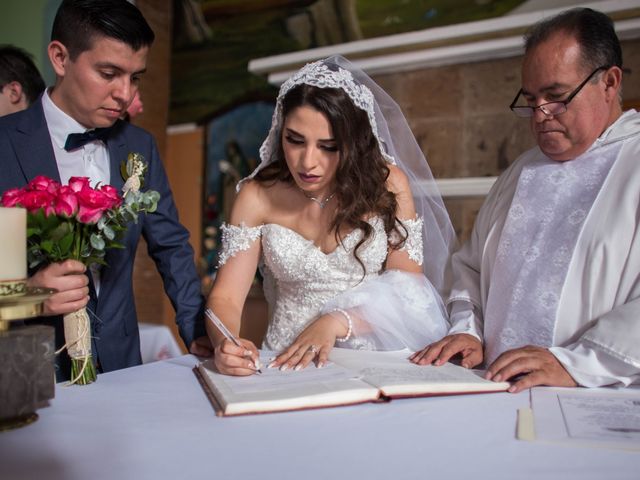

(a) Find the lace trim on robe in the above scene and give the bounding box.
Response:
[218,222,263,267]
[389,216,424,265]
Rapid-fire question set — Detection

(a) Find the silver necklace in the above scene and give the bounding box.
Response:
[300,189,336,209]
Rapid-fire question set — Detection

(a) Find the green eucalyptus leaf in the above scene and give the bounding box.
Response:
[90,234,105,250]
[28,258,44,269]
[102,225,115,240]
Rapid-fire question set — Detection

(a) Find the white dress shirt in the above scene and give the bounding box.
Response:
[41,89,110,187]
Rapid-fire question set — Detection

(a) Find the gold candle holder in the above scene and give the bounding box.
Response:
[0,287,54,332]
[0,278,27,299]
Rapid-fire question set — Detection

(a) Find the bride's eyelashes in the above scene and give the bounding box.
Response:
[284,134,339,153]
[319,143,338,152]
[284,134,304,145]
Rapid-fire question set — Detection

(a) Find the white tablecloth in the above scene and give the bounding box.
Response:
[0,355,638,480]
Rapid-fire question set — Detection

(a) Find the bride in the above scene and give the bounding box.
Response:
[206,56,456,375]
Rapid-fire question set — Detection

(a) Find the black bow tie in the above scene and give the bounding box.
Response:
[64,127,112,151]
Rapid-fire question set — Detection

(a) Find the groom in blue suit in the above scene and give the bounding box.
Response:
[0,0,212,381]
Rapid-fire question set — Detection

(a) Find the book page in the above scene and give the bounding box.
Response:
[197,351,380,415]
[217,351,358,395]
[328,348,509,396]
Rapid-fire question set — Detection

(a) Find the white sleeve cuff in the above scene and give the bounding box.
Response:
[446,300,483,342]
[550,344,640,388]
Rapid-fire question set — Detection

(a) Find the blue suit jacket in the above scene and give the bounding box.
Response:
[0,99,205,380]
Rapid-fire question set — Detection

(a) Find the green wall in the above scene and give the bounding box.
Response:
[0,0,62,85]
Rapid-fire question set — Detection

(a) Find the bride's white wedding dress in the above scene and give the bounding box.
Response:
[219,216,449,352]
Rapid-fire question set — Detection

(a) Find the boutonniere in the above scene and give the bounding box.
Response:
[120,152,148,195]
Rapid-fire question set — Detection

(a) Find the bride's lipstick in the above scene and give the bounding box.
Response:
[299,173,321,183]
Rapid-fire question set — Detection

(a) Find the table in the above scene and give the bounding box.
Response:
[0,355,638,480]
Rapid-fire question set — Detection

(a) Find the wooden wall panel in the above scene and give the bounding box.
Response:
[130,0,174,333]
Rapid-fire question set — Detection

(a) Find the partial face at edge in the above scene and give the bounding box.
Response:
[281,105,340,197]
[49,35,148,129]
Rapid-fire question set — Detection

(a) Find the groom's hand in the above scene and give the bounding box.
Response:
[189,335,213,357]
[27,260,89,315]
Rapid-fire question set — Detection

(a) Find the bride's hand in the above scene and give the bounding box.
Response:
[213,338,261,376]
[269,315,346,371]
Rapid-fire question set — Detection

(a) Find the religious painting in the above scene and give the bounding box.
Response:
[201,101,274,274]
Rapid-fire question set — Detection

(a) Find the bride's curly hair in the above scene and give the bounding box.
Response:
[256,84,407,274]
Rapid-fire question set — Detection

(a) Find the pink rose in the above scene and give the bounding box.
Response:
[20,190,55,214]
[1,188,24,207]
[76,186,113,224]
[54,186,79,217]
[77,207,104,224]
[28,175,60,194]
[68,177,91,193]
[99,184,122,209]
[126,91,144,119]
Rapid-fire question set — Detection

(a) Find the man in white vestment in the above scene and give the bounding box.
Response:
[412,7,640,392]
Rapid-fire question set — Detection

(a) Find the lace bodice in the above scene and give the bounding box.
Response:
[219,216,424,351]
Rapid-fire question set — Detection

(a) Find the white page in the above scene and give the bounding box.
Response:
[214,351,356,395]
[329,348,509,394]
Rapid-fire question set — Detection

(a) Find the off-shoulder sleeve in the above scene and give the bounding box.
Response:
[218,222,263,267]
[389,216,424,265]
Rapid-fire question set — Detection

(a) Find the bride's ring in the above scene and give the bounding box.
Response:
[308,344,319,355]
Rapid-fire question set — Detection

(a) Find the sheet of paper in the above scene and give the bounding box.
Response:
[529,387,640,450]
[559,393,640,442]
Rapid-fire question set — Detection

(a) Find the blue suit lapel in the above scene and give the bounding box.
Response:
[107,120,128,192]
[12,100,60,182]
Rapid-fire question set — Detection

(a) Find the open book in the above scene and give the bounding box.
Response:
[194,349,510,416]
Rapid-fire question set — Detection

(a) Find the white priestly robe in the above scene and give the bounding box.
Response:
[447,109,640,387]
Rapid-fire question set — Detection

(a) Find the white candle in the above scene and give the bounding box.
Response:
[0,207,27,282]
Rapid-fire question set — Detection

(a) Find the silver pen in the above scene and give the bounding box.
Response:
[204,307,262,373]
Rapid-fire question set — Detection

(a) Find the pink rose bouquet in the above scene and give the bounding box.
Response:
[1,154,159,384]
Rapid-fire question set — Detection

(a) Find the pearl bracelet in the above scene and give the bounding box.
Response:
[333,308,353,343]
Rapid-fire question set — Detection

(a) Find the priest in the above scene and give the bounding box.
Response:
[412,7,640,392]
